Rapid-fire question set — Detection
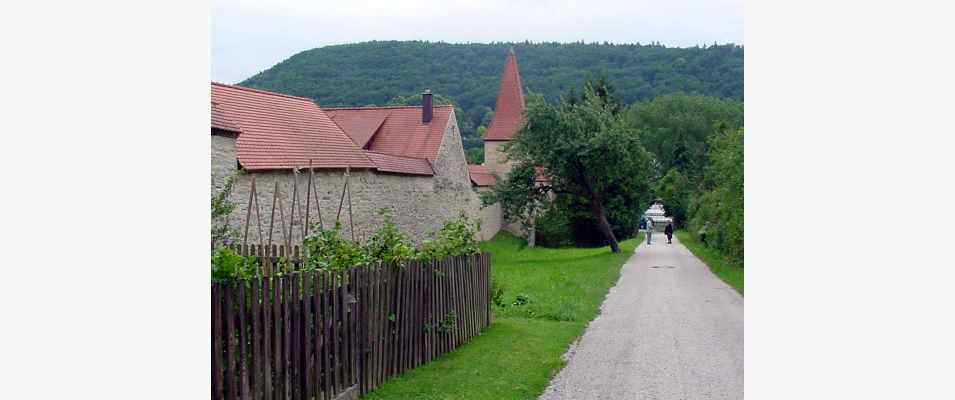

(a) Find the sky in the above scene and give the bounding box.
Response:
[212,0,743,84]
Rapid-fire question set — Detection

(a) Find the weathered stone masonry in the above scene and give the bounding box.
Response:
[212,110,501,244]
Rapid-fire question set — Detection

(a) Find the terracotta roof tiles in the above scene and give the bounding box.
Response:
[211,82,375,171]
[483,49,526,141]
[467,164,497,187]
[325,105,453,161]
[365,151,433,176]
[211,102,240,133]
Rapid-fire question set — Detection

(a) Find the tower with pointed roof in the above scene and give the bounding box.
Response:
[482,48,526,176]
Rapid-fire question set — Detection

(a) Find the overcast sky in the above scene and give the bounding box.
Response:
[212,0,743,84]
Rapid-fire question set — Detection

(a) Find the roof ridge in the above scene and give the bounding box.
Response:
[324,104,454,111]
[211,82,316,103]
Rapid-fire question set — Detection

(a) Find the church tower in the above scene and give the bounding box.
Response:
[483,48,526,177]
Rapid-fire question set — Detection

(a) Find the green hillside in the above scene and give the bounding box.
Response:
[240,40,743,151]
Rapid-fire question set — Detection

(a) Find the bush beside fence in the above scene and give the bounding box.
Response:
[212,252,492,400]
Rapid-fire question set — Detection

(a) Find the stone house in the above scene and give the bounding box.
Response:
[211,82,501,244]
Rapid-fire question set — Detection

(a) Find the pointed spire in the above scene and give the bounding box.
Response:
[483,48,525,141]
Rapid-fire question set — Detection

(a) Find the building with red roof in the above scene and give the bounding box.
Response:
[211,83,500,243]
[466,49,553,243]
[480,48,527,177]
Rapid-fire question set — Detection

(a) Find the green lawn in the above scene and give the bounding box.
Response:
[363,232,642,400]
[676,230,744,294]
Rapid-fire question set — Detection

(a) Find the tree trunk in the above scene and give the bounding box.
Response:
[590,195,620,253]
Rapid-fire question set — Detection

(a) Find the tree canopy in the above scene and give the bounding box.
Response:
[624,93,743,186]
[483,84,653,252]
[688,128,744,262]
[240,40,744,154]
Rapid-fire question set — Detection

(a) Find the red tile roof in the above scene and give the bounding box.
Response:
[211,102,240,133]
[211,82,375,171]
[365,151,433,176]
[467,164,497,187]
[483,49,526,141]
[326,105,453,161]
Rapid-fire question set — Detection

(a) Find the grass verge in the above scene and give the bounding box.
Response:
[362,232,642,399]
[676,230,744,294]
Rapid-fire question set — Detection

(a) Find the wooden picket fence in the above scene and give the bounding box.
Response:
[211,252,492,400]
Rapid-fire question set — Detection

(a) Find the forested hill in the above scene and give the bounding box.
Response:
[240,41,743,148]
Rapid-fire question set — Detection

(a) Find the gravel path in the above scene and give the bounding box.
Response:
[538,234,743,400]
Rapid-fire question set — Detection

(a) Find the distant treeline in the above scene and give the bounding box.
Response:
[240,40,744,153]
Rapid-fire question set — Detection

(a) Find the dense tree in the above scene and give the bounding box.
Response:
[624,93,743,185]
[688,128,744,263]
[654,168,691,227]
[483,86,653,253]
[241,41,744,152]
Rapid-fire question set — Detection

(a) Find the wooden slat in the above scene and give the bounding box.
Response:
[312,272,324,399]
[375,265,386,388]
[401,264,411,373]
[359,266,368,395]
[224,284,237,399]
[458,256,468,343]
[464,256,470,339]
[350,267,360,388]
[330,272,341,396]
[456,256,467,343]
[452,256,462,346]
[449,257,459,348]
[283,275,292,400]
[386,266,396,377]
[251,278,262,400]
[342,271,352,390]
[486,253,492,328]
[300,273,311,400]
[238,282,250,399]
[262,278,274,400]
[415,261,424,367]
[322,271,333,399]
[428,261,438,361]
[212,284,223,400]
[408,263,417,370]
[406,263,414,370]
[347,268,357,388]
[472,255,478,332]
[290,274,299,400]
[272,277,283,400]
[437,258,448,355]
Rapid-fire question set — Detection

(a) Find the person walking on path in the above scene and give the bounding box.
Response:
[645,217,654,245]
[665,221,674,244]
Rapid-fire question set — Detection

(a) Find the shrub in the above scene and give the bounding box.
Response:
[491,277,508,308]
[211,173,238,247]
[212,212,483,282]
[534,203,573,248]
[419,213,482,260]
[687,128,743,264]
[211,246,257,283]
[363,209,417,266]
[302,222,368,272]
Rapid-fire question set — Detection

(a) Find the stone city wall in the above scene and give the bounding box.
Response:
[211,114,502,245]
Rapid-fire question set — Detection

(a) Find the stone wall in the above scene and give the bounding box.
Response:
[211,111,501,245]
[483,140,514,176]
[474,187,502,241]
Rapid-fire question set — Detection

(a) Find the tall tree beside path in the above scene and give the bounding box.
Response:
[688,127,744,263]
[624,93,743,186]
[484,82,653,253]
